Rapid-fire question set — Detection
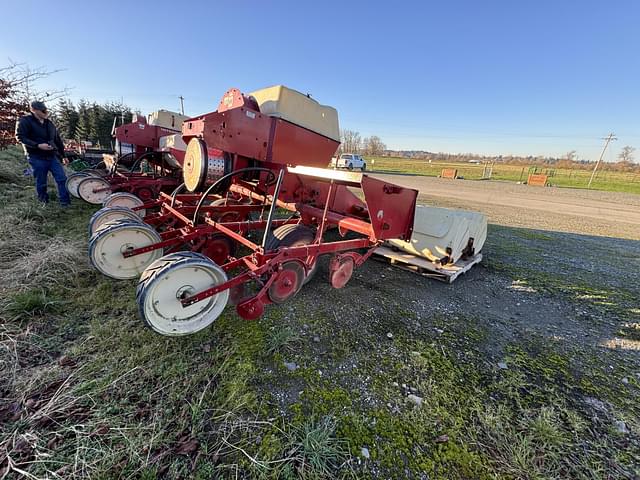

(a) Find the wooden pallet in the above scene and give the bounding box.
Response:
[373,246,482,283]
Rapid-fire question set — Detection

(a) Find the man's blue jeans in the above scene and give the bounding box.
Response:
[27,154,70,205]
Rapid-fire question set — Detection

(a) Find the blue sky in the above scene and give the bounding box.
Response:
[2,0,639,160]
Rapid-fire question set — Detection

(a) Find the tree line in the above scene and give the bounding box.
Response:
[55,99,133,148]
[339,129,386,156]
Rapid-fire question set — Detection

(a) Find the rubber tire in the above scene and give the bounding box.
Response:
[136,252,229,336]
[103,192,145,217]
[88,219,162,279]
[265,224,318,284]
[348,163,353,171]
[88,206,143,236]
[361,163,366,171]
[66,172,91,199]
[209,198,242,222]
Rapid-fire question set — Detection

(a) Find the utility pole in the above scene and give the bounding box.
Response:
[178,95,185,115]
[588,133,617,189]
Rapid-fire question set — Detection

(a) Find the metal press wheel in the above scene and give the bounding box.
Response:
[66,172,91,198]
[89,219,163,279]
[136,252,229,336]
[88,206,144,236]
[103,192,146,217]
[267,261,305,304]
[77,176,113,204]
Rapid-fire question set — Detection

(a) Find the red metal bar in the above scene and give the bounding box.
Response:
[122,236,184,257]
[161,203,195,226]
[212,222,260,251]
[299,204,374,238]
[180,237,372,307]
[229,183,297,212]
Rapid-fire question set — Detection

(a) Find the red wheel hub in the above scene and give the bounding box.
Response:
[268,262,304,304]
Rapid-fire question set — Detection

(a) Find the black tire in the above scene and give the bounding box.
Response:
[209,198,242,222]
[88,206,143,236]
[361,163,366,171]
[348,163,353,171]
[136,252,228,336]
[265,224,318,284]
[88,219,162,279]
[88,217,142,243]
[138,251,203,284]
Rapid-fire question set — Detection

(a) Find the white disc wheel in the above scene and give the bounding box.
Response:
[77,176,113,204]
[89,220,163,279]
[66,172,91,198]
[88,206,144,236]
[103,192,146,217]
[136,252,229,336]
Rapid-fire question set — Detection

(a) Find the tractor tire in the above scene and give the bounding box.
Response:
[88,219,162,279]
[136,252,229,336]
[265,224,318,285]
[88,206,143,236]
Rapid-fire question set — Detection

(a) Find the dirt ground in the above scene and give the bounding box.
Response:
[2,151,639,478]
[372,173,640,240]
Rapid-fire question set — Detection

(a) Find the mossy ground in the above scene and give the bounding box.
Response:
[1,147,639,478]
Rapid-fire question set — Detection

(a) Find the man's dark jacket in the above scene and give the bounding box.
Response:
[15,114,65,159]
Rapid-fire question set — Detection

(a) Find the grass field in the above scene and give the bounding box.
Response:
[1,147,639,479]
[365,156,640,194]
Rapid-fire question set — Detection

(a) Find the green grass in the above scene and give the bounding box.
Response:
[1,146,639,478]
[365,156,640,194]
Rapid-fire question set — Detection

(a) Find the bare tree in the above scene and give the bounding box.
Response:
[363,135,386,156]
[0,60,69,105]
[340,129,361,154]
[0,61,70,149]
[618,145,636,163]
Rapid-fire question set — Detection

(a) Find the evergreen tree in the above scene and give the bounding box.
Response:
[75,99,89,142]
[88,103,101,145]
[56,99,79,140]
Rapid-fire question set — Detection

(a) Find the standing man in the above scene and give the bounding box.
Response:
[15,100,70,206]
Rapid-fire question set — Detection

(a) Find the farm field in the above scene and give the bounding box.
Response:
[366,156,640,195]
[1,147,639,479]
